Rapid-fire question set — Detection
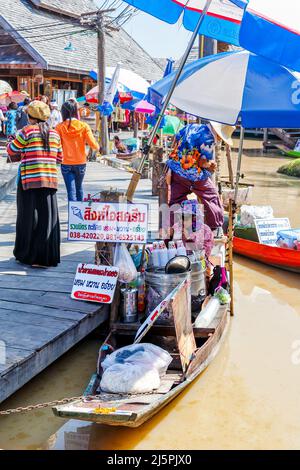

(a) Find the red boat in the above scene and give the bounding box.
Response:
[233,237,300,273]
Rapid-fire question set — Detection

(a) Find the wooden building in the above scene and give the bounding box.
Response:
[0,0,163,103]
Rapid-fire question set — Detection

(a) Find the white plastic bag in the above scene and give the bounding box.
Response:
[113,243,137,283]
[100,363,161,394]
[239,205,274,228]
[101,343,172,376]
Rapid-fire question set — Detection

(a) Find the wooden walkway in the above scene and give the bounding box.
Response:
[0,162,157,403]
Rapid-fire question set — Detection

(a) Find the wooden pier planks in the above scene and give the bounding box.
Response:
[0,162,157,404]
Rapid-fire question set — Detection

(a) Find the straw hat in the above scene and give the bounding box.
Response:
[209,121,236,147]
[27,100,50,121]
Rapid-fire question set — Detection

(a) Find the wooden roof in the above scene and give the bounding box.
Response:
[0,0,163,80]
[30,0,96,18]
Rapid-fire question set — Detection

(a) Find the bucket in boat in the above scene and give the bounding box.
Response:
[190,260,207,313]
[145,269,191,325]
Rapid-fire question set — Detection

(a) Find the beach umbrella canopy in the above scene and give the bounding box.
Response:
[122,0,243,45]
[90,66,149,100]
[0,80,12,96]
[160,115,184,135]
[134,100,156,114]
[121,98,140,111]
[229,0,300,73]
[0,90,29,106]
[148,50,300,128]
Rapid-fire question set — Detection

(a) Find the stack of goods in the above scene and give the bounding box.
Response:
[100,343,172,394]
[276,229,300,250]
[150,240,187,269]
[239,205,274,228]
[235,205,274,242]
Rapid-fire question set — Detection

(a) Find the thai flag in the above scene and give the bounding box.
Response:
[230,0,300,72]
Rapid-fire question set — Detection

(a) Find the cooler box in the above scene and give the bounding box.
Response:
[277,229,300,249]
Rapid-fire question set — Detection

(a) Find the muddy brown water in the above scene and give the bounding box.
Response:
[0,149,300,450]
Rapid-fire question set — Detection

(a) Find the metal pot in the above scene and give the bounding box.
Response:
[145,268,191,325]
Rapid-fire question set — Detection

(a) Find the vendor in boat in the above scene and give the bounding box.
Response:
[114,135,128,154]
[166,122,235,236]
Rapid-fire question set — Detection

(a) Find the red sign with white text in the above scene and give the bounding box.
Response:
[71,264,119,304]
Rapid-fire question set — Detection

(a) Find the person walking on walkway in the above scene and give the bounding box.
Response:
[5,102,18,138]
[48,100,62,129]
[56,100,99,201]
[7,100,62,267]
[16,97,31,131]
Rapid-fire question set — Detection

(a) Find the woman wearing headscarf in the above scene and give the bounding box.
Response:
[166,122,235,237]
[7,100,62,267]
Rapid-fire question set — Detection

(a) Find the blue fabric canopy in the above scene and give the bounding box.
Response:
[229,0,300,73]
[148,51,300,128]
[122,0,242,45]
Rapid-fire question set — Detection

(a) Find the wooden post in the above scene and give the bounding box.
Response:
[95,189,125,266]
[158,162,169,239]
[97,11,109,155]
[225,144,235,317]
[94,189,126,327]
[152,146,164,196]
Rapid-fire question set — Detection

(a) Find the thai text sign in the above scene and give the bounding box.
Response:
[68,202,148,244]
[255,218,291,246]
[71,264,119,304]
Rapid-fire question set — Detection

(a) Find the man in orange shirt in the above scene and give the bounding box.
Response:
[56,100,99,201]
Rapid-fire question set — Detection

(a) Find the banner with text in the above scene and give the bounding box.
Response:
[255,218,291,246]
[71,264,119,304]
[68,202,148,244]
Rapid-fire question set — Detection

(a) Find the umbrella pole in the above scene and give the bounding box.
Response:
[234,127,245,202]
[126,0,213,201]
[225,144,235,317]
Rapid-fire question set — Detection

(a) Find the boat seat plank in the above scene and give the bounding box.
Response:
[112,322,215,338]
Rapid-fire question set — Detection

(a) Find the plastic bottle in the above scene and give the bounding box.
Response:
[168,241,177,260]
[151,242,160,268]
[137,269,146,313]
[158,241,169,268]
[176,240,187,256]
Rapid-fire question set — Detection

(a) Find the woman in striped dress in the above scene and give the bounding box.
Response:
[7,101,63,267]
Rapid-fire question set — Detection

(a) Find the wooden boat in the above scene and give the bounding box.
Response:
[233,236,300,273]
[115,150,141,161]
[53,280,230,427]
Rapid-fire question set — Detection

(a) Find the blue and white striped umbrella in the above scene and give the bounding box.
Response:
[122,0,243,45]
[148,50,300,128]
[230,0,300,73]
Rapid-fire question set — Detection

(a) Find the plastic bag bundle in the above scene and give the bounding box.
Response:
[276,229,300,250]
[113,243,138,283]
[100,363,161,394]
[239,205,274,228]
[102,343,172,376]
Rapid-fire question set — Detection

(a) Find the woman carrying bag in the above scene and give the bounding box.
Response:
[7,101,62,268]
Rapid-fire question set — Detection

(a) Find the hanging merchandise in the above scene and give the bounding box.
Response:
[113,243,138,284]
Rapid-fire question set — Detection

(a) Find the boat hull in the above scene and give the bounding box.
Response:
[53,308,230,427]
[233,237,300,273]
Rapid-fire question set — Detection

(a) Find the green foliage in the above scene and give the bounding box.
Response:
[277,159,300,178]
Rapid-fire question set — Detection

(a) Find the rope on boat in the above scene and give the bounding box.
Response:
[0,396,91,416]
[0,388,170,416]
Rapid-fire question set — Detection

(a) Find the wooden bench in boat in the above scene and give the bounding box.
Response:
[53,278,230,427]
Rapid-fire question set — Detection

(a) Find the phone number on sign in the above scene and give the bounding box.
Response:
[69,232,145,242]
